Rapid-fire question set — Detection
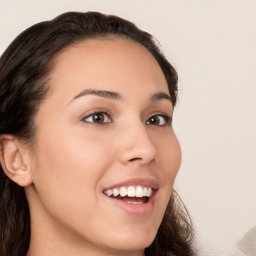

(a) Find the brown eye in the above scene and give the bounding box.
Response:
[83,112,111,124]
[145,115,168,126]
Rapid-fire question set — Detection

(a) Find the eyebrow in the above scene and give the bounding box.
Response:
[69,89,172,104]
[70,89,122,103]
[150,92,172,103]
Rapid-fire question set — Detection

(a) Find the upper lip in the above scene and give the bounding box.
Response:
[103,178,159,191]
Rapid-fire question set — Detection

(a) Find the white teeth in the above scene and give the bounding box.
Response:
[120,187,127,197]
[127,186,136,197]
[112,188,119,197]
[127,201,143,204]
[106,189,112,197]
[143,187,148,196]
[135,186,143,197]
[147,187,152,197]
[103,186,154,198]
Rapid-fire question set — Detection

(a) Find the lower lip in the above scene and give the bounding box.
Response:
[104,192,156,216]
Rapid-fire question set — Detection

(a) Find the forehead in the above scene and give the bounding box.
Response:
[49,38,169,98]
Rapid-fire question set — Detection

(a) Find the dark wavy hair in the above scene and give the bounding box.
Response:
[0,11,194,256]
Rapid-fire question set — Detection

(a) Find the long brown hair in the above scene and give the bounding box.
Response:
[0,11,194,256]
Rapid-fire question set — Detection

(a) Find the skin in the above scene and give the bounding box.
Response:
[3,39,182,256]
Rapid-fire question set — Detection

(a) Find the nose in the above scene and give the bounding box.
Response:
[118,123,160,166]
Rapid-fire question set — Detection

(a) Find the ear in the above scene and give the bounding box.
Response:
[0,135,32,187]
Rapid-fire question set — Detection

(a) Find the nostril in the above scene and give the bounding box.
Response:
[129,157,142,162]
[128,157,155,165]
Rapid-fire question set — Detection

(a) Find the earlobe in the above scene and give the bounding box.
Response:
[0,135,32,187]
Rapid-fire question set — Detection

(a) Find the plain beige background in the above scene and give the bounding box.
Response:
[0,0,255,255]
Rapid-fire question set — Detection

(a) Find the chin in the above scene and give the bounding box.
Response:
[100,225,157,253]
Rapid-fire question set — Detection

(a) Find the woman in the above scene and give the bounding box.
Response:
[0,12,194,256]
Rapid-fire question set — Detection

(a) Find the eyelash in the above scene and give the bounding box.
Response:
[82,111,112,124]
[145,113,172,126]
[82,111,171,126]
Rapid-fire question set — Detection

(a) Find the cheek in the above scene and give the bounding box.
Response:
[36,124,114,175]
[150,130,182,219]
[31,127,116,219]
[155,130,182,184]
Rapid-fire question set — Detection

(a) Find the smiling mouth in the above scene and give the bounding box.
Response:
[103,186,153,204]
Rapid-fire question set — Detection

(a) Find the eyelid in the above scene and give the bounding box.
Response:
[81,108,113,124]
[79,108,172,126]
[146,112,172,126]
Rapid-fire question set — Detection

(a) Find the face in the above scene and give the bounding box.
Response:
[26,39,182,255]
